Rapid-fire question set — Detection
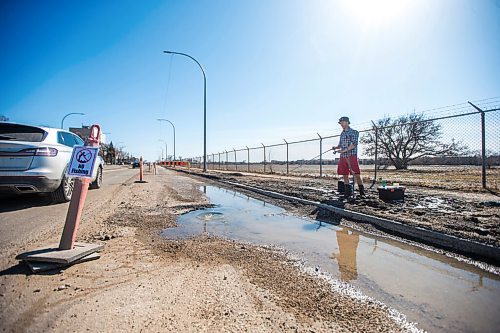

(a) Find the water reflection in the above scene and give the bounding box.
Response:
[331,228,359,281]
[470,275,484,293]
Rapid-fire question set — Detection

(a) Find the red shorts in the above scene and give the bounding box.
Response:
[337,156,360,175]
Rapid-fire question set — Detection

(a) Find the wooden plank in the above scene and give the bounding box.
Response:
[25,252,101,273]
[16,242,104,264]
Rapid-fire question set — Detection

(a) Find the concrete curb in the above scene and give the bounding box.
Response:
[171,168,500,264]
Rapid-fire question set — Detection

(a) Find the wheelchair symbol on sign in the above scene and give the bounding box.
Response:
[76,149,93,163]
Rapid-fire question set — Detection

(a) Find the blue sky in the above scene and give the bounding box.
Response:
[1,0,499,161]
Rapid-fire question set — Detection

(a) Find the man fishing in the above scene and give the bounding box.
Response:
[333,116,365,198]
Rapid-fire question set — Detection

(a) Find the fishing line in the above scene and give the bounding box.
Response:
[289,148,335,173]
[162,54,174,117]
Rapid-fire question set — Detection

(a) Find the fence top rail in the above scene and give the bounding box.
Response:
[206,107,499,158]
[371,107,499,132]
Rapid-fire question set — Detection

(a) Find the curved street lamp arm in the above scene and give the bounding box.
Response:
[163,51,206,81]
[157,118,176,161]
[61,112,85,129]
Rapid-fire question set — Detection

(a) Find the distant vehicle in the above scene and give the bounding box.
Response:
[0,123,104,203]
[132,161,140,168]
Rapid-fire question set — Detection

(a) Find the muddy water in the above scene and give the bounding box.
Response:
[162,186,500,333]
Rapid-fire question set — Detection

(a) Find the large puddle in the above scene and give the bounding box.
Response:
[162,186,500,333]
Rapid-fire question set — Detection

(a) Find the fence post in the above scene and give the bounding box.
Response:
[284,139,289,175]
[225,150,228,171]
[371,121,378,188]
[317,133,323,177]
[246,146,250,172]
[481,111,486,188]
[218,152,221,170]
[233,148,237,171]
[468,102,487,188]
[261,143,266,173]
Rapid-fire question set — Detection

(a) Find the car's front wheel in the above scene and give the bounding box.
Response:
[90,166,102,189]
[51,172,75,203]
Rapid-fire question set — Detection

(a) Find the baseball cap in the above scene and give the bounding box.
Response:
[338,116,350,124]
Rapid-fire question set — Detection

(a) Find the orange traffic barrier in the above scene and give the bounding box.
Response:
[139,157,143,182]
[165,161,190,167]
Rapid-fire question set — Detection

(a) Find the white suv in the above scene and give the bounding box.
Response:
[0,123,104,203]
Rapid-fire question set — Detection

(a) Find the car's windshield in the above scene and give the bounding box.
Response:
[0,124,46,142]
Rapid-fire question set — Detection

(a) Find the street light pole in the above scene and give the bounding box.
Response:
[157,119,176,161]
[159,139,168,162]
[61,112,85,129]
[163,50,207,172]
[102,132,111,145]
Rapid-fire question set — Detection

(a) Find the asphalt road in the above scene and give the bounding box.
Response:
[0,166,138,251]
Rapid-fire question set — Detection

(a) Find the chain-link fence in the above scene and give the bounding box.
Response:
[188,99,500,192]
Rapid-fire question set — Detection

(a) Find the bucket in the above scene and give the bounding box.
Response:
[338,180,354,193]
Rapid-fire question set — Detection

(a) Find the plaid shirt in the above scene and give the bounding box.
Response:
[338,127,359,157]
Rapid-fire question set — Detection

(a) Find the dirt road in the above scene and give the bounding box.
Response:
[0,166,417,332]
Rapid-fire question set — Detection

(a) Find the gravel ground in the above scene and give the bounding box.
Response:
[0,167,419,332]
[183,168,500,248]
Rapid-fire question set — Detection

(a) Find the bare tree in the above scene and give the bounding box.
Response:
[361,113,468,170]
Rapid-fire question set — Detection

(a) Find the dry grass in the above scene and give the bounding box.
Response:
[203,163,499,192]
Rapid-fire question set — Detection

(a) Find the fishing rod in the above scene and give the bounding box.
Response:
[289,148,335,173]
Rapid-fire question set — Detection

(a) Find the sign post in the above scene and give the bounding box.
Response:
[59,125,101,250]
[16,125,104,272]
